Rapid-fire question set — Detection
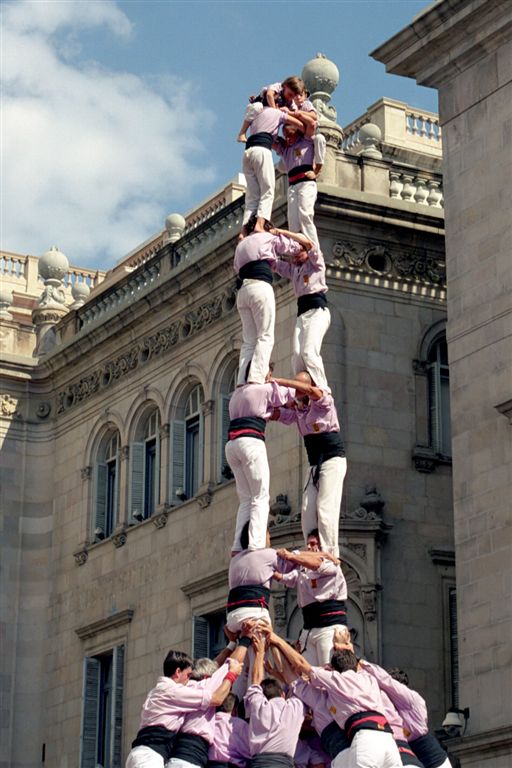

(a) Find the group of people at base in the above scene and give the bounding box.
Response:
[125,75,452,768]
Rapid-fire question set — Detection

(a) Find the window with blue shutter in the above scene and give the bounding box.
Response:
[128,443,144,522]
[170,420,186,504]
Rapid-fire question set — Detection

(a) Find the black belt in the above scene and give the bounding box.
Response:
[208,762,239,768]
[226,584,271,611]
[396,739,425,767]
[246,132,273,150]
[302,599,347,630]
[288,164,315,186]
[344,710,392,744]
[172,733,209,767]
[238,260,273,285]
[297,292,328,317]
[303,431,345,468]
[320,721,350,759]
[250,753,293,768]
[131,726,177,760]
[409,733,448,768]
[228,416,266,442]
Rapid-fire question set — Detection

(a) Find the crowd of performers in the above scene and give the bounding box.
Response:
[126,76,452,768]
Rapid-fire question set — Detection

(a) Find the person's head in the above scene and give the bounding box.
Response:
[245,214,273,236]
[292,248,309,266]
[295,370,312,404]
[163,649,193,682]
[283,123,303,146]
[281,76,307,104]
[330,649,358,674]
[217,692,239,714]
[388,668,409,687]
[306,529,320,551]
[190,658,219,681]
[261,677,284,700]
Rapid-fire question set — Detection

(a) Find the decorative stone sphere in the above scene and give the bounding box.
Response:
[359,122,382,143]
[71,280,91,303]
[39,245,69,281]
[302,53,340,96]
[165,212,186,243]
[0,286,13,306]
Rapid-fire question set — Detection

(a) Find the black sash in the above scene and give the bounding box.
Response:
[172,733,209,767]
[228,416,266,442]
[297,292,328,317]
[288,164,315,186]
[246,132,273,150]
[238,260,273,285]
[250,754,293,768]
[345,710,392,744]
[303,432,345,479]
[226,584,271,611]
[409,733,448,768]
[208,762,238,768]
[302,599,347,630]
[131,725,177,760]
[320,721,350,759]
[396,739,425,767]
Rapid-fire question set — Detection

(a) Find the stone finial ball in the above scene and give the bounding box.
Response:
[359,122,382,142]
[165,212,186,242]
[302,53,340,96]
[39,245,69,281]
[71,280,91,301]
[0,286,14,306]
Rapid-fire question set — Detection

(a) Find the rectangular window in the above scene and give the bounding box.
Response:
[144,438,157,518]
[80,645,124,768]
[106,460,117,537]
[186,415,200,497]
[192,611,227,659]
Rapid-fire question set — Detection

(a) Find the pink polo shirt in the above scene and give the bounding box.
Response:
[273,247,327,299]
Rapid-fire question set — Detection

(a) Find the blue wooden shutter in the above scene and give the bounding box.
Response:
[193,615,209,658]
[219,394,231,481]
[94,463,107,537]
[170,420,185,504]
[110,644,125,767]
[428,362,441,453]
[128,442,144,521]
[80,657,100,768]
[154,435,161,510]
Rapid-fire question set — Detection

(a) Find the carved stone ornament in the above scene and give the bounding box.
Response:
[112,526,127,548]
[74,544,89,566]
[342,486,384,521]
[1,393,18,416]
[81,465,93,481]
[36,401,51,419]
[153,509,169,529]
[268,494,297,527]
[201,399,215,417]
[197,485,214,509]
[331,241,446,287]
[346,543,367,561]
[120,445,130,461]
[159,423,170,439]
[272,589,287,628]
[361,586,379,622]
[57,286,237,414]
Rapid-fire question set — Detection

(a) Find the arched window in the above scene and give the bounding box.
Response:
[218,365,237,482]
[428,336,451,457]
[128,409,161,522]
[94,430,120,540]
[170,384,204,504]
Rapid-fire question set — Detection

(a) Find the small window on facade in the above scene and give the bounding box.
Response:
[193,611,227,659]
[128,410,160,522]
[219,366,237,482]
[428,337,451,457]
[80,645,124,768]
[94,431,120,540]
[170,384,204,504]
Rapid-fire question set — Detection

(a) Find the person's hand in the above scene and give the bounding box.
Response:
[333,627,353,652]
[273,571,283,582]
[305,170,316,180]
[240,619,258,636]
[269,407,280,421]
[279,106,290,114]
[269,227,281,236]
[276,548,290,560]
[319,551,341,565]
[252,634,265,655]
[228,658,243,676]
[224,625,239,643]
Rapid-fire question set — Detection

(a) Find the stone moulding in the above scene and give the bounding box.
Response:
[331,240,446,287]
[75,608,134,640]
[56,286,237,415]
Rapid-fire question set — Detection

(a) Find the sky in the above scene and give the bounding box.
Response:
[1,0,438,270]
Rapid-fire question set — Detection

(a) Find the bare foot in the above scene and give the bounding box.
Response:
[237,134,247,143]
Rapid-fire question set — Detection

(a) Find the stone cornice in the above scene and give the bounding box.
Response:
[370,0,512,90]
[75,608,134,640]
[181,569,228,599]
[446,725,512,759]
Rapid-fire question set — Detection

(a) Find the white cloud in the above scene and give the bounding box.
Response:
[1,0,216,268]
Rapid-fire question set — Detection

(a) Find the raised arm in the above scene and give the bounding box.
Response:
[251,633,266,687]
[270,227,313,251]
[276,548,338,570]
[269,631,312,677]
[272,376,323,401]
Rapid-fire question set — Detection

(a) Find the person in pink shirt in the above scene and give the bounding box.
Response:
[244,634,306,768]
[271,373,347,558]
[207,693,251,768]
[226,372,295,551]
[126,650,243,768]
[273,530,348,665]
[234,223,311,387]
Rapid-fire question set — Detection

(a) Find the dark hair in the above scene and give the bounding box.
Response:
[163,649,193,677]
[281,76,306,96]
[330,649,358,674]
[217,692,238,713]
[245,214,273,235]
[307,528,320,539]
[261,677,284,700]
[388,668,409,687]
[240,521,250,550]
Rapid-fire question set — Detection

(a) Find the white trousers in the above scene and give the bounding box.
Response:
[299,624,347,666]
[236,280,275,385]
[344,730,402,768]
[126,746,164,768]
[166,760,196,768]
[287,180,319,247]
[243,146,275,224]
[293,306,331,389]
[302,456,347,558]
[225,437,269,550]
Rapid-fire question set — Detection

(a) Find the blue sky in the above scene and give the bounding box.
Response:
[2,0,437,269]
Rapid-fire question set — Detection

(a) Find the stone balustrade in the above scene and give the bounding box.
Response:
[183,175,246,233]
[389,171,443,207]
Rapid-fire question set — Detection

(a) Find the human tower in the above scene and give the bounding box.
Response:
[126,77,452,768]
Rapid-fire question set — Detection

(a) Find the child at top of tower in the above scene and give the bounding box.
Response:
[237,75,317,143]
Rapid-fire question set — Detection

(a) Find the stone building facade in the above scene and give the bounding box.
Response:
[372,1,512,765]
[1,60,456,768]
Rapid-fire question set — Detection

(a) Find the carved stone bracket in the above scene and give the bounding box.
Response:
[412,447,437,473]
[153,508,169,529]
[361,584,380,623]
[159,423,170,439]
[120,445,130,461]
[197,485,214,509]
[74,544,89,566]
[271,586,287,630]
[268,494,297,528]
[81,465,92,481]
[112,525,127,548]
[331,240,446,287]
[201,399,215,417]
[495,398,512,425]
